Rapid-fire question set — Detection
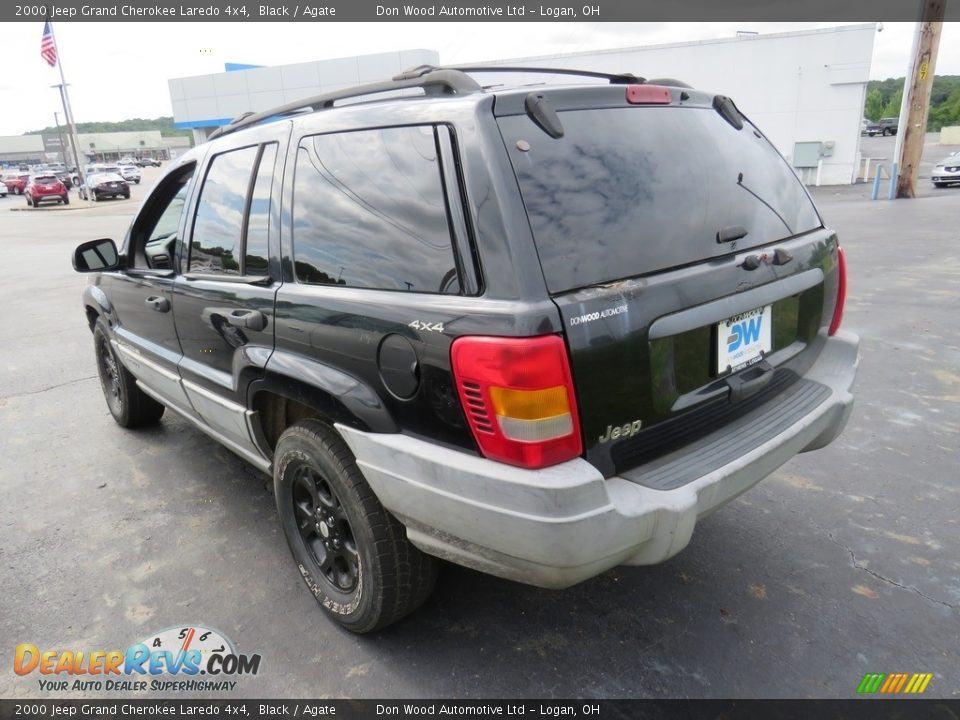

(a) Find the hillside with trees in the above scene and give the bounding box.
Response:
[864,76,960,130]
[24,116,192,139]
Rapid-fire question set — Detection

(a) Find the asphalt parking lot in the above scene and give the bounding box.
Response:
[1,144,958,700]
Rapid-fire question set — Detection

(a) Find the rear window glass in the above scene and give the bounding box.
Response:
[499,107,821,293]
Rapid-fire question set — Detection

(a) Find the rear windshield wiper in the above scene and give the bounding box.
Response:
[735,172,793,235]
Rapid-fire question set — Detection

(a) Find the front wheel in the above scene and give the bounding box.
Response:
[274,419,438,633]
[93,319,165,427]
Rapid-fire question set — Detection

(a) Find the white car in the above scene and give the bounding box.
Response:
[932,151,960,188]
[119,165,141,184]
[78,172,130,201]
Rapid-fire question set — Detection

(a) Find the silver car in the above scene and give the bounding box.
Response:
[119,165,142,184]
[932,151,960,187]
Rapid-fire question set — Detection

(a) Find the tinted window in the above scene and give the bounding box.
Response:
[499,107,822,293]
[190,146,259,275]
[292,126,459,294]
[244,143,276,276]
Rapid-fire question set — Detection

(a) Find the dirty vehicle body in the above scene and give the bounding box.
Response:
[73,66,858,632]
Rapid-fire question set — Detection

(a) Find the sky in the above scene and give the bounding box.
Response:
[0,21,958,136]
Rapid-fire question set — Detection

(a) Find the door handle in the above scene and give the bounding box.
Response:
[145,296,170,313]
[226,309,267,331]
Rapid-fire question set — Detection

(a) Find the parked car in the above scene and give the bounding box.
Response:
[78,172,130,201]
[3,172,30,194]
[119,165,142,184]
[863,118,899,136]
[932,150,960,187]
[72,66,858,633]
[137,157,161,167]
[43,163,74,189]
[25,174,69,207]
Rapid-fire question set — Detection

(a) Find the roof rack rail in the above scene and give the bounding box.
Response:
[396,64,644,85]
[208,68,482,140]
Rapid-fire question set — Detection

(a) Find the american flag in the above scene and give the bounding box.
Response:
[41,20,57,67]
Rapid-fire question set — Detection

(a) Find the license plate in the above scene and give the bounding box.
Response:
[716,305,772,373]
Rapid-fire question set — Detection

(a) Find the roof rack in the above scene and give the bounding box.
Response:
[396,64,645,86]
[208,64,645,140]
[208,68,482,140]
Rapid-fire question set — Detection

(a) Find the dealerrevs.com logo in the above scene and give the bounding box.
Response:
[14,625,261,693]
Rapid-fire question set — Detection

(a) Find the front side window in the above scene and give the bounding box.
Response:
[292,125,459,294]
[189,146,260,275]
[189,143,278,276]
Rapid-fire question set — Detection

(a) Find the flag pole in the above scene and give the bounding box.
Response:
[47,21,86,196]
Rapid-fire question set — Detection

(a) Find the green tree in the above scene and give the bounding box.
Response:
[864,89,884,121]
[881,88,903,119]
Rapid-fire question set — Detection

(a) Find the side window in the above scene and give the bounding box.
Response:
[292,126,460,294]
[243,144,276,276]
[189,146,259,275]
[130,164,195,270]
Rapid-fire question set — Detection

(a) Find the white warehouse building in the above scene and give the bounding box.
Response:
[169,24,876,185]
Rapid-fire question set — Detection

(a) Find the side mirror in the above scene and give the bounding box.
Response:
[73,238,121,272]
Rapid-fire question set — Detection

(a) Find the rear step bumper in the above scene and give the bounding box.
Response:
[337,330,859,589]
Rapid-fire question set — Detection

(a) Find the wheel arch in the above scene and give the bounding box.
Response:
[82,284,113,331]
[248,359,397,457]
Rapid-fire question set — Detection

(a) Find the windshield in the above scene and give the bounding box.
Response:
[499,106,822,293]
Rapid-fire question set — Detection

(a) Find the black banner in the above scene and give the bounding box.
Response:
[2,700,960,720]
[3,0,960,22]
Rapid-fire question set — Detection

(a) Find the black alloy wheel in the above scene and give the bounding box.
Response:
[274,419,438,633]
[291,463,360,593]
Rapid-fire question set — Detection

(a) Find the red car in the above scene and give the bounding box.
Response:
[3,173,30,195]
[25,174,69,207]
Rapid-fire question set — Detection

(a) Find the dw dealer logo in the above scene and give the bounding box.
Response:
[13,625,261,693]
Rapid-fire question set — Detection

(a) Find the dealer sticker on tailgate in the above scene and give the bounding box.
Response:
[717,305,772,373]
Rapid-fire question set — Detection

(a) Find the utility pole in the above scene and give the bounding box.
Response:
[53,111,68,166]
[895,0,946,198]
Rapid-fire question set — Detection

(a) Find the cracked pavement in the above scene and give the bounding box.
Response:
[1,160,958,699]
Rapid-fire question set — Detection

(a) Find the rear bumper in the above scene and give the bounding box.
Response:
[337,330,859,589]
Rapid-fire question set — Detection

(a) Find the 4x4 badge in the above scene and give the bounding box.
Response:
[408,320,445,333]
[598,420,642,443]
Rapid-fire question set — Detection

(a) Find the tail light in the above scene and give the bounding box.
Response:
[829,246,847,336]
[451,335,582,469]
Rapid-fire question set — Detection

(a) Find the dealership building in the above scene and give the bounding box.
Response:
[167,24,876,186]
[0,130,190,166]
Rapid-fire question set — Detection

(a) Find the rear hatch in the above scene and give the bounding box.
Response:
[495,85,842,477]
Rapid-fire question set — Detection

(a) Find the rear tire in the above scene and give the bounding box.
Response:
[274,419,437,633]
[62,195,69,205]
[93,319,165,428]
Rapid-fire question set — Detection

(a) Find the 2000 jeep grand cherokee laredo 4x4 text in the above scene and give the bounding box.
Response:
[73,66,859,633]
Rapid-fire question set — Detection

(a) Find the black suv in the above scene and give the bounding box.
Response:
[73,66,858,633]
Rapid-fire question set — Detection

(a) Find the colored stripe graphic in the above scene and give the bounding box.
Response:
[910,673,933,694]
[857,673,885,693]
[879,674,899,693]
[859,672,932,695]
